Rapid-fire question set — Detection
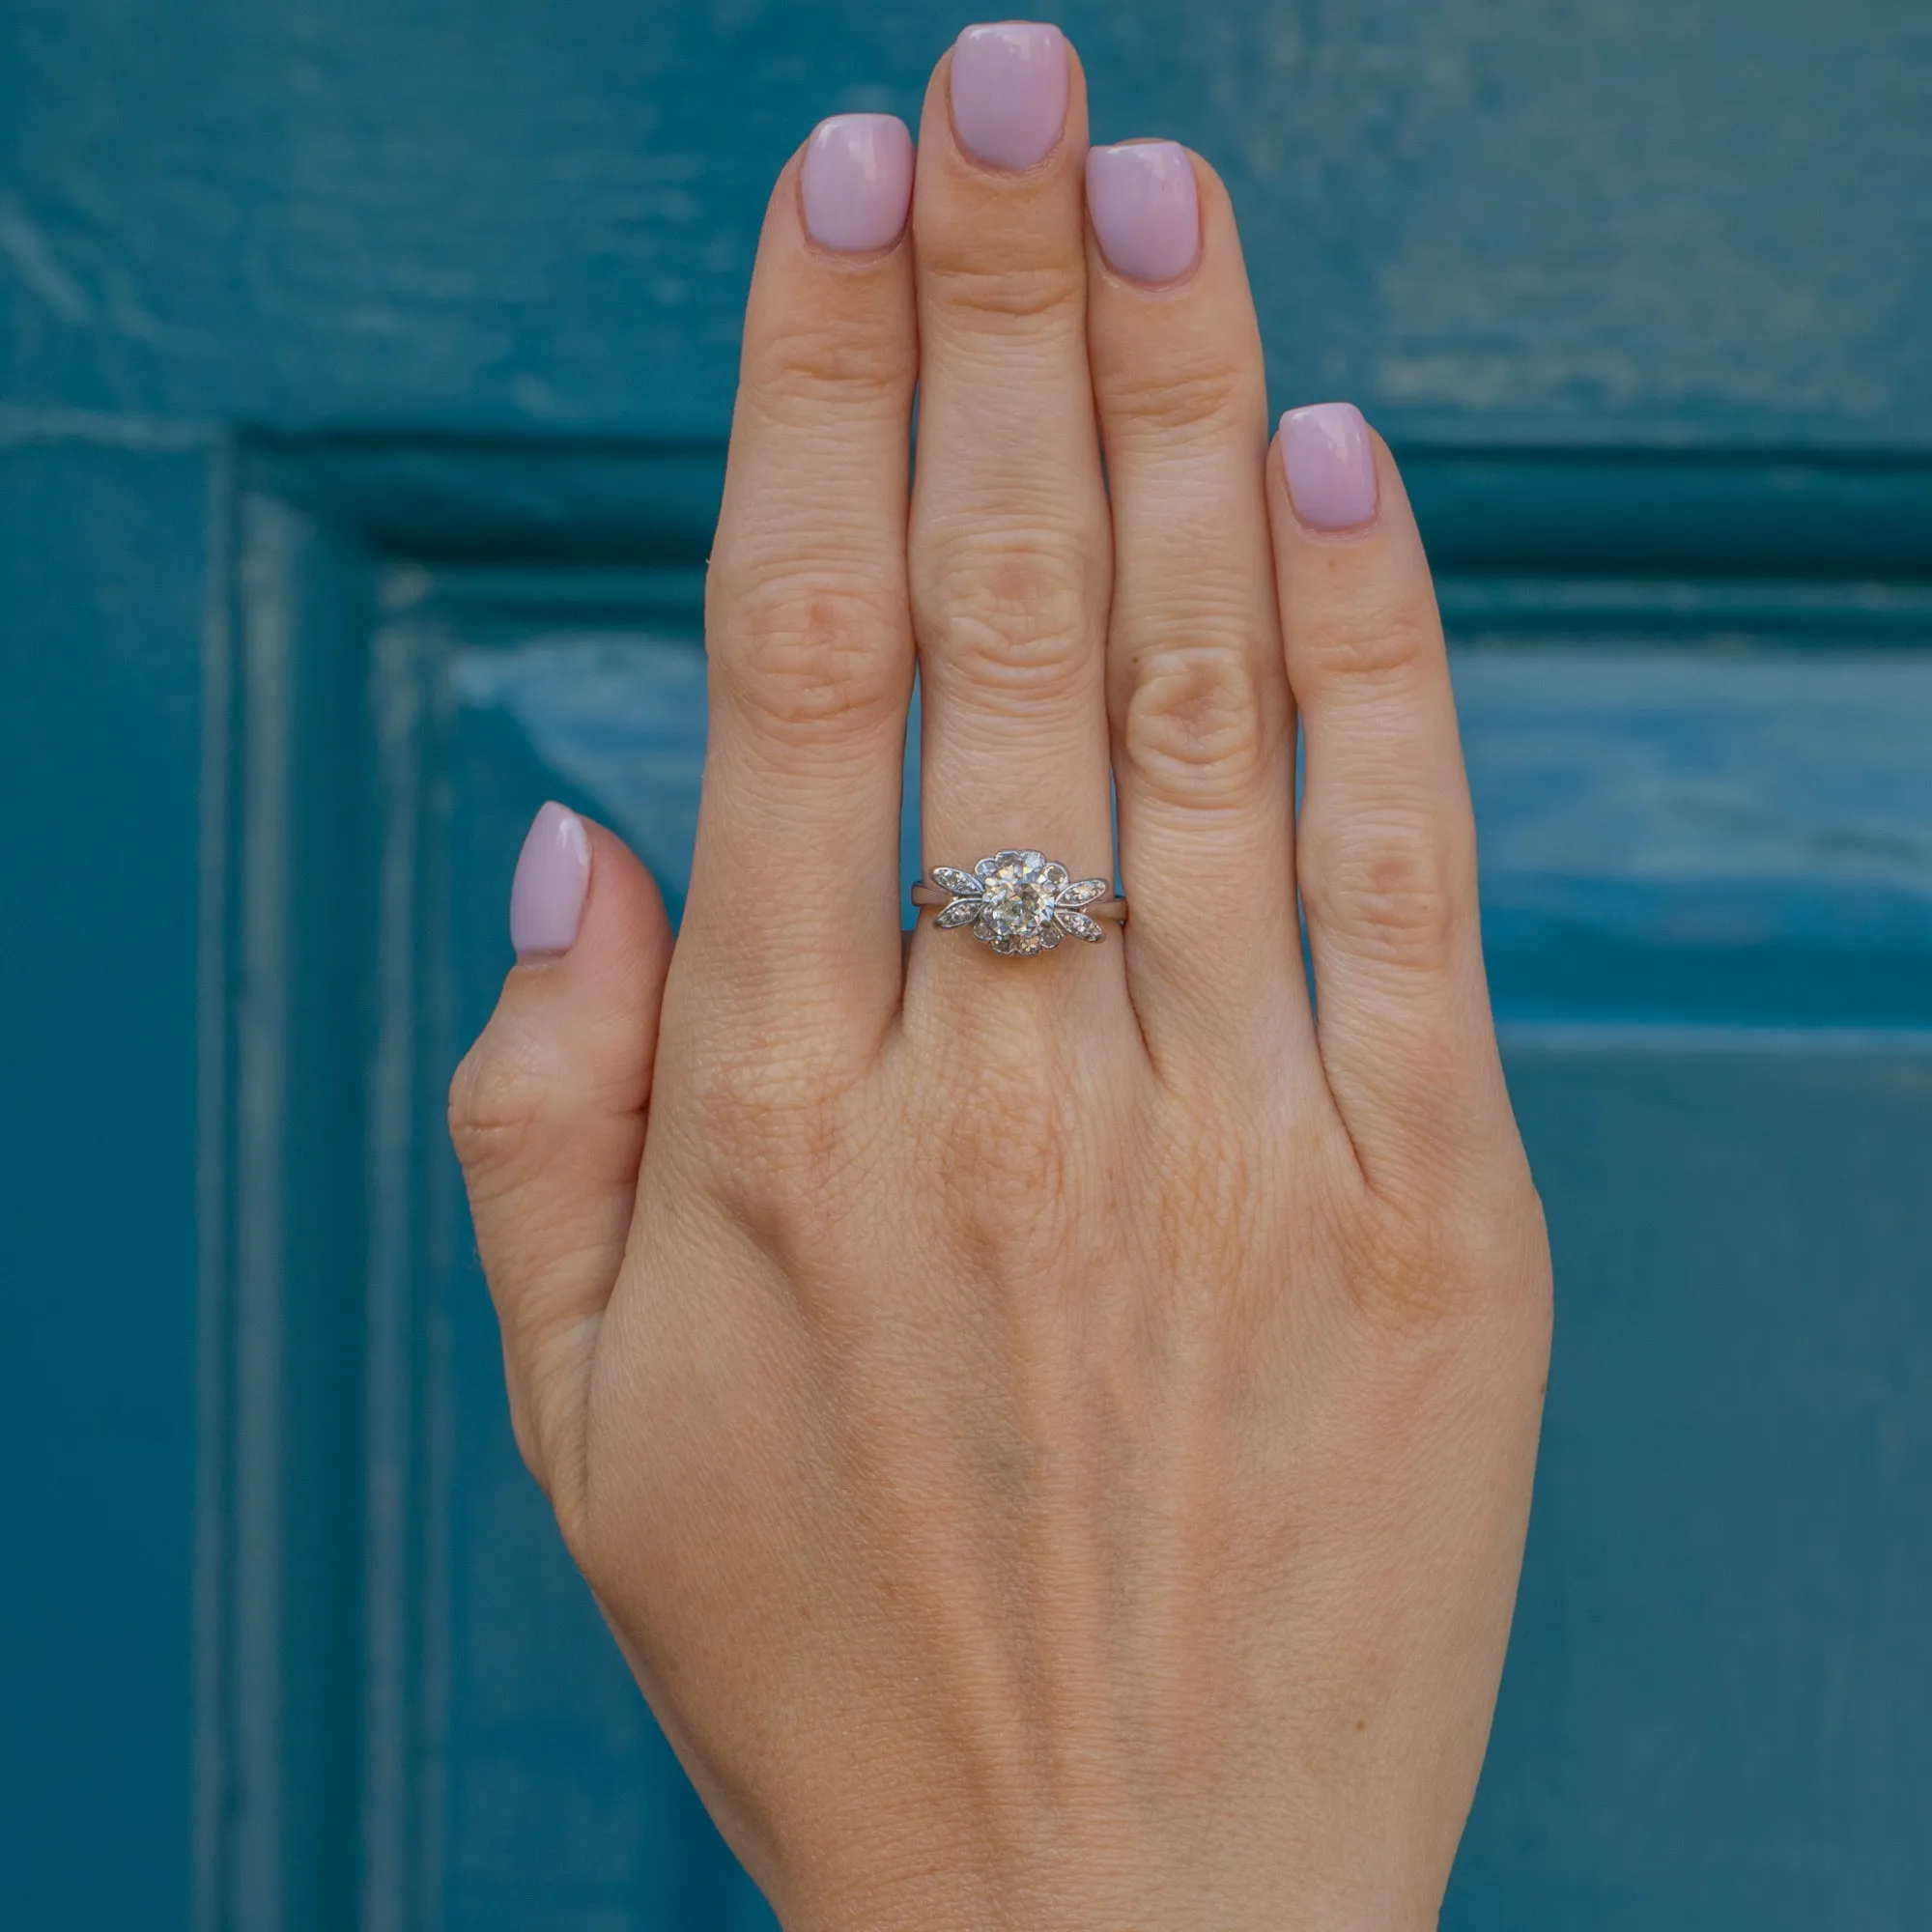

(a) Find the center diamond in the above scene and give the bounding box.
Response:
[976,850,1060,945]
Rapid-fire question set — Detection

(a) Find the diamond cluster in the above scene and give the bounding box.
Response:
[930,850,1112,955]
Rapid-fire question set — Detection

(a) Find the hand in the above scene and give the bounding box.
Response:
[450,24,1549,1931]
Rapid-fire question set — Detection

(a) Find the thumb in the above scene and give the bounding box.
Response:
[448,802,672,1520]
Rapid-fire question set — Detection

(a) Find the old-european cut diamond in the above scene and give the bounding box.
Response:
[973,849,1064,954]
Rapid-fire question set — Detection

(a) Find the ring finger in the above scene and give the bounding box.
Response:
[904,24,1118,1010]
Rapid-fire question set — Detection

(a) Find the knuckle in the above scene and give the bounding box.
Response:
[917,533,1097,710]
[925,1073,1079,1264]
[690,1057,810,1153]
[710,564,908,741]
[1296,594,1440,688]
[1304,817,1465,973]
[1349,1171,1551,1334]
[448,1023,554,1197]
[685,1053,882,1266]
[923,257,1087,331]
[683,1041,851,1189]
[1353,1203,1471,1326]
[1104,355,1255,440]
[1119,640,1276,797]
[747,311,911,417]
[951,1085,1065,1197]
[1140,1106,1271,1290]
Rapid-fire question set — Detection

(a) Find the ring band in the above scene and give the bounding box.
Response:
[910,883,1127,919]
[913,849,1124,956]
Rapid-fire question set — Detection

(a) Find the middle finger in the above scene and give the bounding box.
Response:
[905,25,1119,1004]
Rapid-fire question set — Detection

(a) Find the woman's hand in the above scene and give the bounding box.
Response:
[450,24,1549,1931]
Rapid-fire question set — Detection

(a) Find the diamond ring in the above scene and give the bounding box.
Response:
[911,849,1125,955]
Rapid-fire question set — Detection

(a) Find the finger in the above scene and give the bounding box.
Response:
[448,806,672,1517]
[685,115,918,1045]
[1266,411,1508,1182]
[904,25,1117,992]
[1084,142,1311,1071]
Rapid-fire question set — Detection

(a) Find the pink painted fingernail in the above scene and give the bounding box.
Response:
[801,114,915,252]
[1086,141,1199,284]
[510,802,590,959]
[1280,403,1379,530]
[950,22,1067,171]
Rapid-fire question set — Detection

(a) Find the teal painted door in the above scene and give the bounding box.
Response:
[4,5,1929,1927]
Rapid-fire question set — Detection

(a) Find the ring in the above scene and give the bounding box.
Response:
[911,849,1125,955]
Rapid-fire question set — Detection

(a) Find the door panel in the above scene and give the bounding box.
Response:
[1456,1043,1932,1929]
[0,440,208,1929]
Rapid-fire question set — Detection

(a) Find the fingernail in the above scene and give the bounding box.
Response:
[950,22,1067,171]
[801,114,915,252]
[1086,141,1199,284]
[510,802,590,959]
[1280,403,1379,531]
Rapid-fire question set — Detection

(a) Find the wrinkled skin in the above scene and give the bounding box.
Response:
[451,31,1549,1932]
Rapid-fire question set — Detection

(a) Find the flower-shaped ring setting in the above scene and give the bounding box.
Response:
[910,850,1125,956]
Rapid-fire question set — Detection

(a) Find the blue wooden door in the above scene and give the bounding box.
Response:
[5,5,1929,1927]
